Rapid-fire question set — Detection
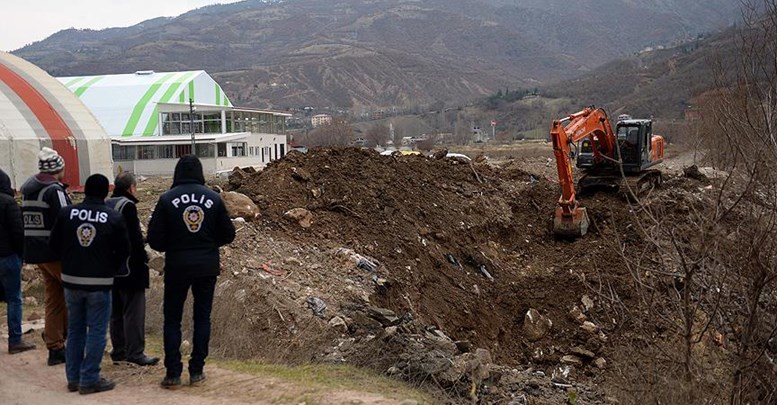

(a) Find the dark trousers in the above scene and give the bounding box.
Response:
[163,276,216,378]
[109,288,146,361]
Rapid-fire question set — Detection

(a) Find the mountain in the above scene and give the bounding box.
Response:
[14,0,741,110]
[542,26,738,120]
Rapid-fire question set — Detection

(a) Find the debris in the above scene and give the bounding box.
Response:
[328,316,348,332]
[335,248,380,273]
[594,357,607,369]
[581,321,600,334]
[568,305,587,324]
[291,167,312,182]
[455,340,472,353]
[478,265,494,281]
[306,296,327,318]
[523,308,553,342]
[367,306,401,326]
[581,295,594,312]
[24,296,38,307]
[222,191,260,220]
[551,366,572,388]
[683,165,707,181]
[284,208,313,228]
[561,355,583,366]
[570,346,595,359]
[261,261,286,276]
[26,312,42,321]
[446,254,463,269]
[283,256,303,267]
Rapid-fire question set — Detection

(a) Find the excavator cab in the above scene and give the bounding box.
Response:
[616,120,663,172]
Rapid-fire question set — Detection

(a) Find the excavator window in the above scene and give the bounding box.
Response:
[581,140,592,153]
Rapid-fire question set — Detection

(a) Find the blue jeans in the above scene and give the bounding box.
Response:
[163,276,216,377]
[0,254,22,345]
[64,288,111,386]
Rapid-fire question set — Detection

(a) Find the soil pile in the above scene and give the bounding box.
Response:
[221,148,665,400]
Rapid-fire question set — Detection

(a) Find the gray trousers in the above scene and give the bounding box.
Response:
[109,288,146,361]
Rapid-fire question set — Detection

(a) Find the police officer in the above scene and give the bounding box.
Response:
[148,155,235,389]
[20,147,71,365]
[50,174,130,394]
[107,172,159,366]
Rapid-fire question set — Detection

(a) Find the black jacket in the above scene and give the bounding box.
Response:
[107,190,149,290]
[0,169,23,258]
[20,173,71,264]
[49,197,130,291]
[147,156,235,280]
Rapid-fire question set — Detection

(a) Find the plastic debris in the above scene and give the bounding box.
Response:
[478,265,494,281]
[306,297,327,318]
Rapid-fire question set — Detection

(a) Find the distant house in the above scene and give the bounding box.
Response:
[311,114,332,128]
[57,70,291,176]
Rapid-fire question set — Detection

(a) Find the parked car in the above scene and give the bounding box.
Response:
[445,152,471,161]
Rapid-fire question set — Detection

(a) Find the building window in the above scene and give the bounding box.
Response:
[280,143,285,157]
[159,145,174,159]
[113,145,136,161]
[195,144,215,158]
[217,143,227,157]
[231,143,246,157]
[137,146,156,160]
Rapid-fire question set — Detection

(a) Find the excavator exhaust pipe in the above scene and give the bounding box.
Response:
[553,206,590,238]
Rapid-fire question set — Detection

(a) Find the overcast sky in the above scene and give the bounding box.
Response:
[1,0,243,51]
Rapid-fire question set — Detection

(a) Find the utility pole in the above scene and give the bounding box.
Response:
[189,98,196,154]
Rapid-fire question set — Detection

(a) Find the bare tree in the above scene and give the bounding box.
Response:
[415,133,439,151]
[392,125,404,150]
[607,2,777,403]
[305,117,354,147]
[365,123,390,148]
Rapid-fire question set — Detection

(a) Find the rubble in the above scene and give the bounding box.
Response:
[134,146,744,403]
[523,308,553,342]
[283,208,313,228]
[221,191,261,220]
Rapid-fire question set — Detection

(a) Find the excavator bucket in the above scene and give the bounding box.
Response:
[553,206,590,238]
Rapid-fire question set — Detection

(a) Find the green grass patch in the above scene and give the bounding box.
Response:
[218,360,436,404]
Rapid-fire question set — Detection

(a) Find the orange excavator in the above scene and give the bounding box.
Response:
[550,107,664,237]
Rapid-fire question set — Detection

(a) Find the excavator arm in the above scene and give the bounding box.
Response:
[550,107,615,237]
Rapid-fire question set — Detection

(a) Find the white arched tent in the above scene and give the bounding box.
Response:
[57,70,233,137]
[0,51,112,189]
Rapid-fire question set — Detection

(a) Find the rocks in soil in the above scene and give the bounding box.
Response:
[581,295,594,312]
[221,191,261,221]
[581,321,600,334]
[291,167,312,182]
[594,357,607,369]
[561,355,583,366]
[284,208,313,228]
[328,316,348,333]
[367,306,400,326]
[523,308,553,342]
[570,346,596,359]
[568,305,587,324]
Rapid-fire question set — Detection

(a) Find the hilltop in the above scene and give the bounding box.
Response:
[14,0,740,110]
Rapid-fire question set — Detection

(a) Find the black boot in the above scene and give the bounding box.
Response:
[48,348,66,366]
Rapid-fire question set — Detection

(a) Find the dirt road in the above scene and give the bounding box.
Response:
[0,347,414,404]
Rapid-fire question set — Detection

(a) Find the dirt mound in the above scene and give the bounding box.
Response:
[227,148,629,367]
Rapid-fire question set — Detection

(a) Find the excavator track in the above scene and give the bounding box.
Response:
[578,169,662,200]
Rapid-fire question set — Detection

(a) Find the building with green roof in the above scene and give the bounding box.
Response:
[57,70,290,176]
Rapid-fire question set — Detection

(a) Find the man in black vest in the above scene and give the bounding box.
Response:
[0,168,36,354]
[107,172,158,366]
[50,174,130,394]
[148,155,235,389]
[20,146,71,365]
